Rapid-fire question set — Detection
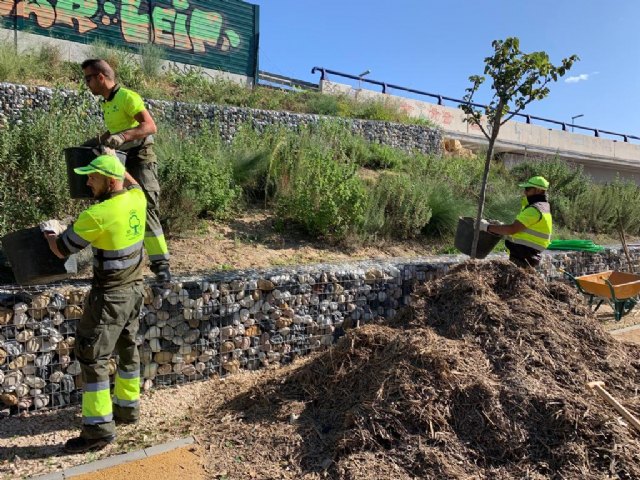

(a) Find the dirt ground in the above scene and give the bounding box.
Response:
[149,210,446,277]
[0,382,211,479]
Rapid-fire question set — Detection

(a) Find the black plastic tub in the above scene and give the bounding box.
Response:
[64,147,126,199]
[454,217,502,259]
[1,227,77,285]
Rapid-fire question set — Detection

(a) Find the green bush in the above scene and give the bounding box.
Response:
[0,43,69,84]
[138,43,164,79]
[229,126,288,204]
[275,133,366,240]
[362,172,432,239]
[510,158,589,200]
[305,93,340,116]
[557,180,640,235]
[156,125,241,232]
[510,158,591,221]
[0,97,102,236]
[359,143,408,170]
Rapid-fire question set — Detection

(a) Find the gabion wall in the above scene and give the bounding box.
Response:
[0,83,443,155]
[0,248,634,416]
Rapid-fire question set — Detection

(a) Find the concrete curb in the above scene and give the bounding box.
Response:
[29,436,196,480]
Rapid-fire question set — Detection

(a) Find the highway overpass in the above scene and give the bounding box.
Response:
[321,80,640,184]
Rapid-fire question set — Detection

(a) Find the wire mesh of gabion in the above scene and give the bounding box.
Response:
[0,261,422,416]
[0,282,88,413]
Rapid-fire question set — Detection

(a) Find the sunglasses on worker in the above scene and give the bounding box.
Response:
[84,73,99,83]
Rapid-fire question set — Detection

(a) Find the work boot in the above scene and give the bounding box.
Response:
[152,264,172,284]
[64,434,115,454]
[114,416,138,425]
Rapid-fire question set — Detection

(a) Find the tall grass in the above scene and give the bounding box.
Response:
[0,96,102,236]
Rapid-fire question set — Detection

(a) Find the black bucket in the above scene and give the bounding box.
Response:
[454,217,502,259]
[63,147,126,199]
[1,227,77,285]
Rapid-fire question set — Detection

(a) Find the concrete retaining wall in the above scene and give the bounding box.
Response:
[0,247,633,415]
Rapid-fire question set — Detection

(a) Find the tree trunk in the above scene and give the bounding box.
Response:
[470,128,500,258]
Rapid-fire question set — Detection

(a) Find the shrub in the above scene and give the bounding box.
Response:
[305,93,340,116]
[362,172,432,239]
[138,43,164,79]
[275,134,366,240]
[156,125,240,233]
[423,184,474,237]
[558,180,640,235]
[0,97,101,236]
[510,158,591,221]
[229,126,288,204]
[510,158,589,200]
[359,143,407,170]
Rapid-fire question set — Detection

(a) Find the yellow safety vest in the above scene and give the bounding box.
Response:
[510,200,552,252]
[59,186,147,288]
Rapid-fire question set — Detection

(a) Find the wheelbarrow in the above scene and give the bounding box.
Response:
[561,269,640,321]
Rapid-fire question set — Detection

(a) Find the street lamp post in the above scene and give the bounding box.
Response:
[571,114,584,133]
[357,69,371,90]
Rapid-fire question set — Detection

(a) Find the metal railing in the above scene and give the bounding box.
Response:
[258,70,319,91]
[311,67,640,143]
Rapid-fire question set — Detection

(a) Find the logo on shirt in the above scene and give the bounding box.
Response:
[128,210,142,238]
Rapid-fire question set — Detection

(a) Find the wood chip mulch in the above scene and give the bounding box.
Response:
[198,260,640,479]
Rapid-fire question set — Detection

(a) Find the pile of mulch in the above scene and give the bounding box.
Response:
[202,260,640,479]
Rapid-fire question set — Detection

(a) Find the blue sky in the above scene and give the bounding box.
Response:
[250,0,639,138]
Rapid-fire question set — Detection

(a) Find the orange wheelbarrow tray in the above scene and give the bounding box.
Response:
[561,270,640,321]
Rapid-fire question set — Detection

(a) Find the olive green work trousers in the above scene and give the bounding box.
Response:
[74,284,144,439]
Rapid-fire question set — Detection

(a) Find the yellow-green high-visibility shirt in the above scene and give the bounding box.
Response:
[57,186,147,289]
[510,201,553,252]
[101,85,146,134]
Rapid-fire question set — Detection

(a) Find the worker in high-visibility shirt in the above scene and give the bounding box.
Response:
[80,58,171,283]
[43,154,146,453]
[480,175,552,268]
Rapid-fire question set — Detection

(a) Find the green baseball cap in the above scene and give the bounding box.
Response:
[74,154,125,180]
[518,175,549,190]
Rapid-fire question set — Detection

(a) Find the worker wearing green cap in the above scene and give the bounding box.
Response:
[480,175,553,268]
[42,154,146,453]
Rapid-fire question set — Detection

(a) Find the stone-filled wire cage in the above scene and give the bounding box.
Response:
[0,283,88,413]
[0,263,413,416]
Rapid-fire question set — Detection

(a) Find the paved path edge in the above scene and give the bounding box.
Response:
[29,436,196,480]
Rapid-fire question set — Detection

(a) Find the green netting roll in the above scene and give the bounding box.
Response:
[547,239,605,253]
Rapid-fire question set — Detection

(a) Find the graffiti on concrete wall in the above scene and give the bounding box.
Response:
[0,0,258,75]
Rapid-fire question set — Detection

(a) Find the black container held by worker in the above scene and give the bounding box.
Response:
[1,227,77,285]
[454,217,502,259]
[63,147,127,199]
